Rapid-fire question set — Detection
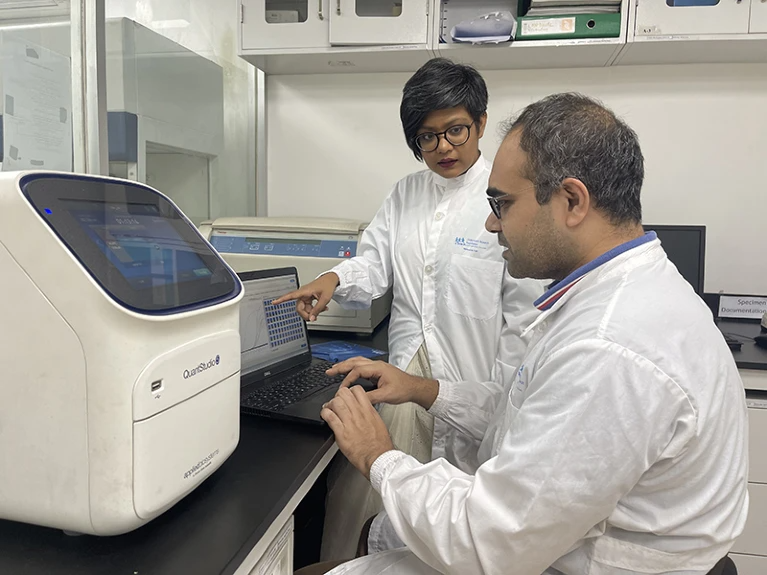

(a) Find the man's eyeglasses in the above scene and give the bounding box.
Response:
[487,184,538,219]
[487,196,511,220]
[414,124,473,153]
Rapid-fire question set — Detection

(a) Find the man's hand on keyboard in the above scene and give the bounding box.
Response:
[326,357,439,411]
[320,385,394,481]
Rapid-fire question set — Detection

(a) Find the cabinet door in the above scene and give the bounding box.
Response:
[329,0,429,45]
[731,553,767,575]
[746,399,767,483]
[241,0,329,50]
[635,0,750,36]
[751,0,767,33]
[731,483,767,556]
[247,516,294,575]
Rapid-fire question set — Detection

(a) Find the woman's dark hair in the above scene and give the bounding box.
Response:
[400,58,488,161]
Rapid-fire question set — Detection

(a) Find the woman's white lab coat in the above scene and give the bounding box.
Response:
[330,238,749,575]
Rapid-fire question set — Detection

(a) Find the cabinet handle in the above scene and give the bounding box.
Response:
[319,0,324,20]
[336,0,341,15]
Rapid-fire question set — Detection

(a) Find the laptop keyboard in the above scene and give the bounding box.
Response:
[242,361,345,413]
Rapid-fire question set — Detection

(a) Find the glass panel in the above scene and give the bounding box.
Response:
[666,0,719,6]
[0,2,75,174]
[22,174,239,314]
[265,0,309,23]
[146,144,211,225]
[105,1,257,225]
[356,0,401,18]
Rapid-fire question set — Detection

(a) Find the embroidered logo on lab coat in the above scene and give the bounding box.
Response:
[454,236,490,253]
[510,365,528,409]
[515,365,528,391]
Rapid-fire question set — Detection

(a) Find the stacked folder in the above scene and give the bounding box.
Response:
[515,0,621,40]
[526,0,620,16]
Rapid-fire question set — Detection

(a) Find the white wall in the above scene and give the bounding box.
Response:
[267,63,767,294]
[106,0,256,219]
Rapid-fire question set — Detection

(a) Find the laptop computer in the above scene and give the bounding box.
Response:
[237,267,374,425]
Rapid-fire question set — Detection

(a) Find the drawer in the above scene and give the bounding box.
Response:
[747,400,767,484]
[732,483,767,556]
[742,370,767,393]
[730,552,767,575]
[248,515,294,575]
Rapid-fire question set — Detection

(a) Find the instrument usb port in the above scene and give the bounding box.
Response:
[151,380,163,393]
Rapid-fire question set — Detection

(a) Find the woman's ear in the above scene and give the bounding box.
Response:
[477,113,488,139]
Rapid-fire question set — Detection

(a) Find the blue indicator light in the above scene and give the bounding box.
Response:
[44,208,52,214]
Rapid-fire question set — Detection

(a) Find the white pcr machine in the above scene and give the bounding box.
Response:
[0,171,243,535]
[199,217,392,334]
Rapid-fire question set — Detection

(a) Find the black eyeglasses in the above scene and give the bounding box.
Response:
[487,185,536,219]
[414,123,473,153]
[487,196,511,219]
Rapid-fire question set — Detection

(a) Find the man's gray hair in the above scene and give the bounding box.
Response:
[502,93,644,225]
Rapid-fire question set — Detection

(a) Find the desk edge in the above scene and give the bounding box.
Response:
[226,440,339,575]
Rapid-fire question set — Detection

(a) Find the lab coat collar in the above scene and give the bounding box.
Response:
[431,153,489,191]
[522,232,659,337]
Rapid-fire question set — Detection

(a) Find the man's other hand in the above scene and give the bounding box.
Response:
[321,386,394,480]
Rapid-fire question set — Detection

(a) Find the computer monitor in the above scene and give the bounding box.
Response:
[237,268,310,377]
[643,224,706,295]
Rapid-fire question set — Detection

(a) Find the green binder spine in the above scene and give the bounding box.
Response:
[515,13,621,40]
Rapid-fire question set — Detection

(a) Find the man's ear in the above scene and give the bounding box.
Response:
[559,177,590,228]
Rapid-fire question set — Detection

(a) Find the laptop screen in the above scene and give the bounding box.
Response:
[238,270,309,376]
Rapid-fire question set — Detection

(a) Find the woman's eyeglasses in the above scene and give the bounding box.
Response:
[414,124,473,153]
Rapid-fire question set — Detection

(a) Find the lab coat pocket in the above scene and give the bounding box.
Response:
[446,255,504,321]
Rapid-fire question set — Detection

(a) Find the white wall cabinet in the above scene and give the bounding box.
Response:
[239,0,767,73]
[239,0,432,73]
[241,0,428,50]
[331,0,429,45]
[751,0,767,33]
[241,0,330,50]
[618,0,767,66]
[635,0,751,37]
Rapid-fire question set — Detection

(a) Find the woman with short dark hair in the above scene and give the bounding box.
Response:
[275,58,543,561]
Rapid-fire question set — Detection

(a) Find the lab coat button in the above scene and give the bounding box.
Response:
[435,212,444,221]
[425,265,433,274]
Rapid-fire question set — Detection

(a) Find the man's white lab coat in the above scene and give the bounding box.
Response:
[331,155,543,469]
[330,236,749,575]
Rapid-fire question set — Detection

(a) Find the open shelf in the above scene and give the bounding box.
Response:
[436,37,623,70]
[240,45,434,74]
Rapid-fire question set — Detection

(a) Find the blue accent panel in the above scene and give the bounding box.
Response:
[107,111,138,163]
[210,235,358,258]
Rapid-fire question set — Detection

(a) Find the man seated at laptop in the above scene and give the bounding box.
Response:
[313,93,748,575]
